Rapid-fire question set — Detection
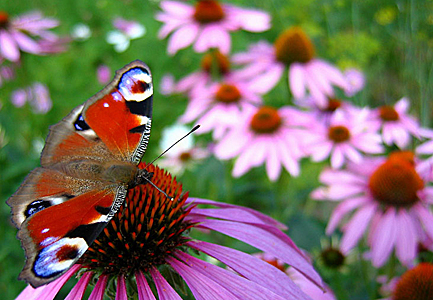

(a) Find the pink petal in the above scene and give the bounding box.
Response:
[214,128,250,159]
[167,23,199,55]
[370,208,398,267]
[174,251,288,300]
[160,0,194,17]
[247,63,284,94]
[413,204,433,240]
[65,272,93,300]
[326,196,370,234]
[187,240,310,300]
[194,25,231,54]
[314,59,348,89]
[115,275,128,300]
[340,203,376,253]
[395,210,417,265]
[197,219,322,288]
[11,30,41,53]
[150,267,182,300]
[265,142,282,181]
[136,272,157,300]
[330,145,345,168]
[88,275,108,300]
[231,8,271,32]
[167,256,238,300]
[289,63,306,99]
[0,29,20,61]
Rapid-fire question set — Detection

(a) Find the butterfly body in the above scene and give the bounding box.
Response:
[7,60,153,288]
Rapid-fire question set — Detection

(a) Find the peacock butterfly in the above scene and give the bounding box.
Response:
[7,60,154,288]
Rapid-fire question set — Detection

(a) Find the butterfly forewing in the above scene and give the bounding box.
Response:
[7,60,153,288]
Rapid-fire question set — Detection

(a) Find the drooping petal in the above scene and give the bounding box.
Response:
[65,272,93,300]
[370,208,398,267]
[136,272,157,300]
[150,268,182,300]
[115,275,128,300]
[340,203,376,253]
[88,275,108,300]
[167,23,199,55]
[11,30,41,54]
[173,251,288,300]
[197,219,322,288]
[326,196,370,234]
[167,256,239,300]
[0,29,20,61]
[187,240,310,300]
[395,210,418,266]
[194,25,231,54]
[289,63,306,99]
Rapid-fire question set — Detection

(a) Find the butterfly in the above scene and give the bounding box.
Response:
[7,60,154,288]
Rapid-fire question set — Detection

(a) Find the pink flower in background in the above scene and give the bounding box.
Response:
[180,78,263,139]
[0,60,14,87]
[11,82,52,113]
[156,0,270,55]
[369,98,420,148]
[312,151,433,267]
[15,164,322,300]
[294,96,355,125]
[106,17,145,52]
[96,64,111,84]
[175,50,232,95]
[0,10,63,62]
[343,68,365,96]
[214,105,310,180]
[158,124,210,175]
[304,108,383,168]
[232,28,348,107]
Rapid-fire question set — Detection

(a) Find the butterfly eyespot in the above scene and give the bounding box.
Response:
[24,195,74,218]
[73,114,90,131]
[118,67,153,102]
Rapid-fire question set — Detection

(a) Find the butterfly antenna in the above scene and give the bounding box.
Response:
[143,124,200,201]
[148,124,200,166]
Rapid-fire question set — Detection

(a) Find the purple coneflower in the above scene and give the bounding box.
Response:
[180,76,263,139]
[0,10,63,62]
[303,108,383,169]
[369,98,420,148]
[312,151,433,267]
[11,82,52,114]
[155,0,270,55]
[232,27,348,106]
[214,105,309,180]
[106,17,145,52]
[16,164,322,299]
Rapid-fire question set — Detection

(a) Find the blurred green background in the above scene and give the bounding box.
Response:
[1,0,432,299]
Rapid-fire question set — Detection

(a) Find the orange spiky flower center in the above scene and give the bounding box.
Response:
[215,83,241,103]
[193,0,225,24]
[393,263,433,300]
[379,105,399,121]
[201,50,230,74]
[78,164,194,277]
[328,125,350,143]
[274,27,315,65]
[0,11,9,28]
[250,106,282,134]
[369,151,423,208]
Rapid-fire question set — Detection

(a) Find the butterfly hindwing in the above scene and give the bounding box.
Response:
[7,60,153,288]
[17,186,126,287]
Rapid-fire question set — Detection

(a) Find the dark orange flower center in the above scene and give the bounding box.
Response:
[78,164,193,277]
[0,11,9,28]
[379,105,399,121]
[274,27,315,65]
[262,257,286,273]
[323,98,342,112]
[328,125,350,143]
[369,152,423,208]
[320,247,345,269]
[201,50,230,74]
[393,263,433,300]
[215,83,241,103]
[193,0,225,24]
[179,152,192,162]
[250,106,282,134]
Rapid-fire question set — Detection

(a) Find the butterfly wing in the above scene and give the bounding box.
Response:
[41,60,153,166]
[8,60,153,287]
